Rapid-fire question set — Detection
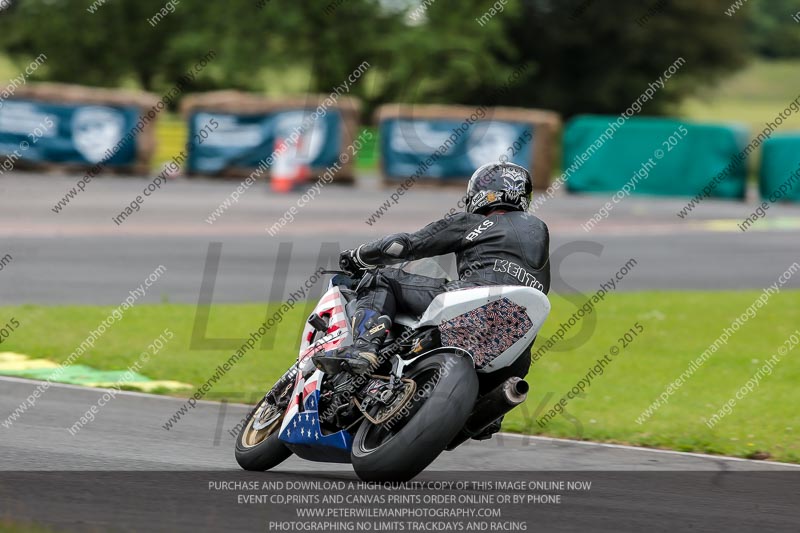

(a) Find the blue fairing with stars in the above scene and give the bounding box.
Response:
[279,390,353,452]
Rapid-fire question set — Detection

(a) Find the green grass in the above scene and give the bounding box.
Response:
[154,113,188,170]
[0,303,293,402]
[2,290,799,463]
[355,126,378,170]
[679,58,800,180]
[504,290,800,463]
[679,59,800,133]
[0,519,56,533]
[0,55,20,83]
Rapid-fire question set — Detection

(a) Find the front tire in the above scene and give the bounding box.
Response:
[351,353,478,481]
[235,397,293,471]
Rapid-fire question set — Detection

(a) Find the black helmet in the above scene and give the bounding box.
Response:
[465,162,533,215]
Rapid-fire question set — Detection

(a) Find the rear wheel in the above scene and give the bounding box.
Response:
[234,396,293,471]
[351,353,477,481]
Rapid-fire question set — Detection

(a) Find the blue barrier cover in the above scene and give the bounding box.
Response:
[186,109,342,174]
[379,118,533,181]
[0,99,139,166]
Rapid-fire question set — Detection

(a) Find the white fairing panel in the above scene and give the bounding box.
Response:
[415,286,550,373]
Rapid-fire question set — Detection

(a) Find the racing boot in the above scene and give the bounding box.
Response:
[312,309,391,376]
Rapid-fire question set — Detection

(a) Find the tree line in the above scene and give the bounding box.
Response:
[0,0,796,119]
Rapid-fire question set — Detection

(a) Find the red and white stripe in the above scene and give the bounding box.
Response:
[280,287,352,434]
[298,287,350,359]
[280,370,323,433]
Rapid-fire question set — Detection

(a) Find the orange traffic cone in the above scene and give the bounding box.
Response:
[292,134,312,188]
[271,137,295,193]
[294,161,311,187]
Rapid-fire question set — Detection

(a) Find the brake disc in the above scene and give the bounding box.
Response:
[355,377,416,425]
[251,402,283,431]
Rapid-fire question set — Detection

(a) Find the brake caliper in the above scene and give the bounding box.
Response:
[357,375,416,425]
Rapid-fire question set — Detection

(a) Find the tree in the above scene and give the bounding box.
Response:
[0,0,182,91]
[482,0,751,117]
[0,0,755,119]
[747,0,800,58]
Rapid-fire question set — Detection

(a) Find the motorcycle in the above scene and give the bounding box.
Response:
[234,259,550,481]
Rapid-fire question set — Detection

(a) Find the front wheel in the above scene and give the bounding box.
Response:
[234,396,293,471]
[351,353,478,481]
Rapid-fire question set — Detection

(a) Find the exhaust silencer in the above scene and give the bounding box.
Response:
[446,377,529,450]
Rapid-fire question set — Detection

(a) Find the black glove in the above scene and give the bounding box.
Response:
[339,249,361,274]
[339,246,375,274]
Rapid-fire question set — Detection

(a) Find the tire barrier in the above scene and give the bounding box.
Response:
[759,134,800,203]
[180,91,361,182]
[375,104,561,190]
[0,83,159,175]
[563,115,749,199]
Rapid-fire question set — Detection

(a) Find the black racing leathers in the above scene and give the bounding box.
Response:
[352,210,549,394]
[356,210,550,293]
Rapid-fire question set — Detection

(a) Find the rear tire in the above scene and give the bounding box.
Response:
[351,353,477,481]
[235,397,293,471]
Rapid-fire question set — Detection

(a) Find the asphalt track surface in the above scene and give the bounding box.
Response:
[1,173,800,305]
[7,376,799,473]
[1,376,799,532]
[2,173,800,531]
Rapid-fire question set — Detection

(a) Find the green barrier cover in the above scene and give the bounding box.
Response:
[563,115,748,198]
[759,134,800,202]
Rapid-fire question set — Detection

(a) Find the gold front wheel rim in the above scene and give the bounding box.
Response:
[241,402,283,448]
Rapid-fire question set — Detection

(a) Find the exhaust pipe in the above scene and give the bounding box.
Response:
[446,377,529,450]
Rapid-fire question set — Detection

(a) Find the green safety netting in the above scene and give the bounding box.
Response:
[759,134,800,202]
[563,115,749,199]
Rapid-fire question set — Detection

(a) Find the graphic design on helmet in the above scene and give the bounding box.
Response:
[501,167,527,202]
[465,162,532,215]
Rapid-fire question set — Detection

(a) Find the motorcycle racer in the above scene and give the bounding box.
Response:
[312,162,551,416]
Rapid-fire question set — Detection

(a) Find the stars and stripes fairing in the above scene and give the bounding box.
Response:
[279,369,352,451]
[298,286,350,361]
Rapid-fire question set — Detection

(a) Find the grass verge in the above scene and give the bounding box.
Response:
[1,290,798,462]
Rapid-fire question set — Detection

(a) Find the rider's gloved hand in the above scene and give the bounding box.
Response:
[339,246,374,274]
[339,249,361,274]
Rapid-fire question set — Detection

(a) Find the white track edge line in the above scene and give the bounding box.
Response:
[495,432,800,468]
[0,375,253,408]
[4,376,798,468]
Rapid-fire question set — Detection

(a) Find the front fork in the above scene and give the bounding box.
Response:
[265,364,298,407]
